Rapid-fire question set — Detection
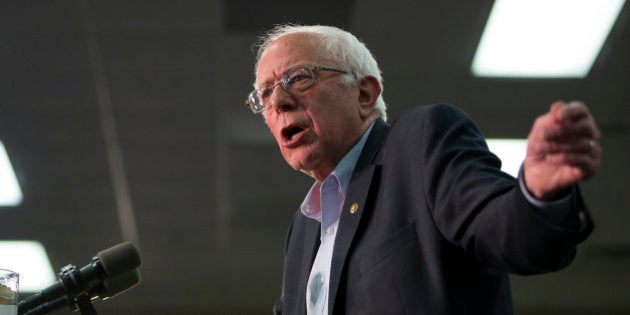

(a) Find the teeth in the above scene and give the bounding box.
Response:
[290,130,298,140]
[285,127,299,140]
[284,126,305,142]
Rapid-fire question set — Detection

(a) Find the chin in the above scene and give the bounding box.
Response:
[284,155,314,174]
[286,159,309,173]
[282,145,324,174]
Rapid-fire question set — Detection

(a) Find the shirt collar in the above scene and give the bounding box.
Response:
[300,123,375,220]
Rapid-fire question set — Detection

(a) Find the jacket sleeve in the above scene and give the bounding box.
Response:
[412,104,593,274]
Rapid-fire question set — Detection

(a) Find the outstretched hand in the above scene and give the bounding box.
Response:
[524,101,602,200]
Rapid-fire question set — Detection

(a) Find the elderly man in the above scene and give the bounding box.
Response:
[246,24,601,315]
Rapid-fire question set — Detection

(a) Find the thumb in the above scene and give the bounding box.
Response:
[550,100,566,124]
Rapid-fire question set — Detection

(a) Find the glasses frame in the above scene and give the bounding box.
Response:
[245,65,355,114]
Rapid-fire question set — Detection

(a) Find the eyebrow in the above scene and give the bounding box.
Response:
[255,72,279,89]
[257,64,312,88]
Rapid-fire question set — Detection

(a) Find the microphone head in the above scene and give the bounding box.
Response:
[96,242,141,276]
[98,269,141,300]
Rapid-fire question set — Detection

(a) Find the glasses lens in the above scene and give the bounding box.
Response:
[283,68,315,92]
[247,91,264,113]
[246,67,319,114]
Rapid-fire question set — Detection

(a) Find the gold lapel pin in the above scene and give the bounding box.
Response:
[349,203,359,214]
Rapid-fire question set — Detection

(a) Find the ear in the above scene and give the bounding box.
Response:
[357,75,382,119]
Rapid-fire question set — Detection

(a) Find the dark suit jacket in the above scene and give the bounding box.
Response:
[274,104,593,315]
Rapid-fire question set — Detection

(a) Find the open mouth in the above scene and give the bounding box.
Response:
[281,124,307,143]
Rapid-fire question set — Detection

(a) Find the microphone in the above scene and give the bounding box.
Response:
[21,269,141,315]
[91,269,141,300]
[18,242,141,314]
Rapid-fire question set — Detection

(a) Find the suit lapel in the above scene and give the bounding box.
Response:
[327,119,389,314]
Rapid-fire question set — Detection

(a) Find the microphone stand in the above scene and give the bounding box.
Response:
[57,264,98,315]
[20,287,99,315]
[71,292,97,315]
[59,264,98,314]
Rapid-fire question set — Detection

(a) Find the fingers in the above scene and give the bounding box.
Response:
[529,100,602,182]
[535,137,602,156]
[524,101,602,197]
[536,101,601,159]
[543,100,601,143]
[527,99,602,170]
[539,149,601,180]
[531,135,601,171]
[562,101,594,122]
[543,118,601,144]
[553,100,591,123]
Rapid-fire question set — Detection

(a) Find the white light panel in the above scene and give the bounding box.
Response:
[0,241,57,292]
[472,0,626,78]
[0,141,23,206]
[486,138,527,177]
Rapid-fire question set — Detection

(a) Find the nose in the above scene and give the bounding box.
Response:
[267,84,297,113]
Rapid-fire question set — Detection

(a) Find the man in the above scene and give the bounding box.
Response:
[245,24,601,315]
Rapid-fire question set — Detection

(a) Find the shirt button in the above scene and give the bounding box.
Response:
[326,226,335,235]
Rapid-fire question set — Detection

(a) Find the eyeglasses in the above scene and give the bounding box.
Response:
[245,65,354,114]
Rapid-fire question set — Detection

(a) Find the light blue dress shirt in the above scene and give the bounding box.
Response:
[301,124,374,315]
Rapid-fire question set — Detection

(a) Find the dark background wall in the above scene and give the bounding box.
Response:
[0,1,628,314]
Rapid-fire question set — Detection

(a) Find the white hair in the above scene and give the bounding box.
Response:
[254,24,388,122]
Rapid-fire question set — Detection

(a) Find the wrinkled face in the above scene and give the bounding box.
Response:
[256,34,366,181]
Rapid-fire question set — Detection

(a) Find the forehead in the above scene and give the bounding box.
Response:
[256,34,325,85]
